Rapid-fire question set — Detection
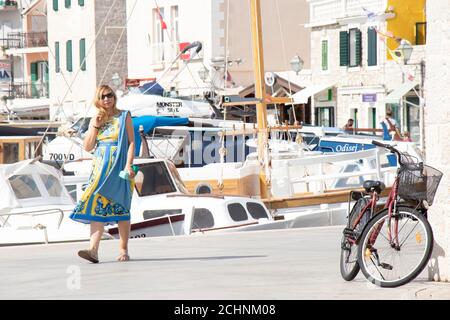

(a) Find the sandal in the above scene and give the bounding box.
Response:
[78,249,99,263]
[117,252,130,262]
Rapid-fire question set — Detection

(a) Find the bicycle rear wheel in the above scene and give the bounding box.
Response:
[357,206,433,288]
[340,235,360,281]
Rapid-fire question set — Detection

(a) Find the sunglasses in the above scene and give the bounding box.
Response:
[101,92,115,99]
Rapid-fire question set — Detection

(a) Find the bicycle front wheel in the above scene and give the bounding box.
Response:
[357,207,433,288]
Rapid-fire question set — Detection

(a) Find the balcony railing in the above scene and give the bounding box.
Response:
[6,32,48,49]
[9,82,49,99]
[0,37,21,50]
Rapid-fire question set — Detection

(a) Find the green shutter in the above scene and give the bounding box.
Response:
[55,42,60,72]
[339,31,349,66]
[30,62,38,98]
[53,0,58,11]
[371,108,376,129]
[44,63,49,97]
[355,29,362,66]
[66,40,72,72]
[321,40,328,71]
[78,0,84,6]
[368,28,377,66]
[65,0,71,8]
[79,38,86,71]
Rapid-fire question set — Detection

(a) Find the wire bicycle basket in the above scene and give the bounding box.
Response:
[398,155,443,205]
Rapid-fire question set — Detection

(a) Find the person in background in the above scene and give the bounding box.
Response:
[70,84,136,263]
[382,110,402,141]
[403,131,412,142]
[343,118,354,133]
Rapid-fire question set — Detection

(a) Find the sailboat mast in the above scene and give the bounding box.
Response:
[249,0,270,198]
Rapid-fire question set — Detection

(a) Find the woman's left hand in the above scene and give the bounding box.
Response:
[125,165,136,179]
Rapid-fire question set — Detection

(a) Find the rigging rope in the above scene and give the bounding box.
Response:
[274,0,297,124]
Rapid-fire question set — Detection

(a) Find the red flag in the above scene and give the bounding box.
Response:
[156,6,167,30]
[179,42,191,60]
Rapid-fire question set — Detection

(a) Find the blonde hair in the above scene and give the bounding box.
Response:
[93,85,120,124]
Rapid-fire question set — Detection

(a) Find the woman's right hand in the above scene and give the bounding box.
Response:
[90,116,103,131]
[92,116,102,128]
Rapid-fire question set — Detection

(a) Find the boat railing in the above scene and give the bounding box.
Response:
[149,131,187,161]
[270,148,392,195]
[0,208,64,230]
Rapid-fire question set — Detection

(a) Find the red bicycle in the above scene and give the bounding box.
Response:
[340,140,443,287]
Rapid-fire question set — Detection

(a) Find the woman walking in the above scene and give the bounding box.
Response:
[70,84,135,263]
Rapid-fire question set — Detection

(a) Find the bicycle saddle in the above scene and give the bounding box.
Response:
[363,180,385,194]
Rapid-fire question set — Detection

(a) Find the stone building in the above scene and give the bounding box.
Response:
[306,0,426,144]
[425,0,450,282]
[47,0,128,120]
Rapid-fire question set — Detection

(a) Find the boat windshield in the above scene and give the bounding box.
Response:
[134,161,179,196]
[166,161,189,194]
[9,174,42,199]
[8,173,66,200]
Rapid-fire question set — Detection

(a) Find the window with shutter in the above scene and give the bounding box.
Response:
[55,42,60,73]
[355,29,362,66]
[339,31,349,66]
[66,40,72,72]
[349,28,362,67]
[79,38,86,71]
[322,40,328,71]
[78,0,84,6]
[30,62,38,98]
[53,0,58,11]
[368,28,377,66]
[65,0,71,8]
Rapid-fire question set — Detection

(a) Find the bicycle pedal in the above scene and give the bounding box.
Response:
[380,263,393,270]
[343,227,355,237]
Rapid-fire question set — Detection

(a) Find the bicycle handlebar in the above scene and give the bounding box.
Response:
[371,140,403,165]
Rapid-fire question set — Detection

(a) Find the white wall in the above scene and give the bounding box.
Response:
[47,0,97,119]
[126,0,213,96]
[126,0,311,95]
[425,0,450,282]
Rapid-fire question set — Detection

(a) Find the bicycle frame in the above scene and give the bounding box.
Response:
[367,167,403,249]
[347,191,379,245]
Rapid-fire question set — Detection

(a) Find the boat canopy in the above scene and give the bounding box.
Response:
[0,160,74,211]
[132,115,189,156]
[130,81,165,96]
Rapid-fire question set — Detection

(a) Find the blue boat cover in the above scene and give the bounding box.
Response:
[132,115,189,156]
[137,81,164,96]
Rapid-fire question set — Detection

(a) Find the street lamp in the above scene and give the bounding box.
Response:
[290,55,304,75]
[396,39,413,64]
[111,72,121,87]
[198,66,209,82]
[111,73,123,97]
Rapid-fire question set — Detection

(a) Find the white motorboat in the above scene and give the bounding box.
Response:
[63,158,301,239]
[0,159,110,246]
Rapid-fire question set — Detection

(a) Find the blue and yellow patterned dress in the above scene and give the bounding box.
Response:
[70,114,133,224]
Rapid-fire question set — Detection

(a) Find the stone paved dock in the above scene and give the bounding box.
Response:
[0,226,449,300]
